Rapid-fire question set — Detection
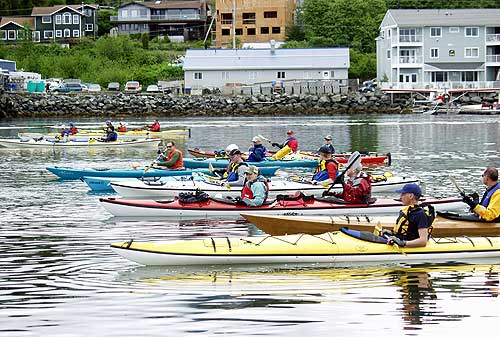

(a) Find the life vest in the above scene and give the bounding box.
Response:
[312,159,338,181]
[70,127,78,135]
[117,125,127,132]
[283,137,298,152]
[149,121,160,132]
[241,176,269,201]
[166,148,183,169]
[480,182,500,207]
[226,162,248,182]
[393,205,435,240]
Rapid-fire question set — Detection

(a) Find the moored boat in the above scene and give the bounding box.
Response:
[110,228,500,266]
[0,138,161,149]
[241,211,500,237]
[109,175,420,198]
[99,194,464,218]
[20,128,190,141]
[47,165,279,180]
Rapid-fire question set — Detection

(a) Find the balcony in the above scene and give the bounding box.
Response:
[110,14,204,22]
[486,34,500,43]
[486,54,500,63]
[380,81,500,90]
[398,56,423,64]
[392,35,423,45]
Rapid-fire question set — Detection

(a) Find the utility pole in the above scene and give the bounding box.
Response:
[231,0,236,48]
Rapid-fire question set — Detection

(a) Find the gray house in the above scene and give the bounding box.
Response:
[0,17,35,43]
[183,47,349,90]
[376,9,500,90]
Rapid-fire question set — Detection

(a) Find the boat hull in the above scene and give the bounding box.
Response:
[183,157,318,169]
[241,213,500,237]
[0,138,161,149]
[110,230,500,266]
[48,166,279,180]
[110,176,420,198]
[20,128,190,140]
[99,196,464,218]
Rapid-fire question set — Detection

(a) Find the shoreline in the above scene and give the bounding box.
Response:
[1,91,499,118]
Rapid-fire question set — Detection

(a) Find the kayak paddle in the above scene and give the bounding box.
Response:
[324,151,361,195]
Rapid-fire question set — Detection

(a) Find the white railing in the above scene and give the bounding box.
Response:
[393,35,423,43]
[486,54,500,62]
[111,14,203,22]
[380,81,500,90]
[486,34,500,42]
[398,56,423,64]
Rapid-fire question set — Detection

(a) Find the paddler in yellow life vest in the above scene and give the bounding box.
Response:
[462,167,500,221]
[272,130,299,160]
[384,183,434,248]
[218,149,248,187]
[310,145,338,185]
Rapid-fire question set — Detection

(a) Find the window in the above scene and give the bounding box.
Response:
[63,13,71,24]
[221,13,232,24]
[221,28,230,36]
[44,31,53,39]
[73,15,79,24]
[430,48,439,58]
[194,72,202,80]
[277,71,285,79]
[431,71,448,82]
[85,9,92,17]
[85,24,93,31]
[260,27,269,34]
[264,11,277,18]
[387,29,391,37]
[42,16,51,23]
[32,31,40,42]
[247,28,256,35]
[272,27,281,34]
[399,28,417,42]
[465,27,479,37]
[449,27,459,33]
[16,30,27,40]
[465,47,479,58]
[8,30,15,40]
[0,31,6,40]
[330,70,335,78]
[386,49,391,59]
[221,71,230,80]
[242,13,256,24]
[56,30,62,37]
[430,27,441,37]
[55,15,61,24]
[461,71,478,81]
[449,49,456,56]
[130,9,138,17]
[64,29,70,37]
[73,30,80,37]
[249,71,257,80]
[399,74,417,83]
[303,71,312,79]
[121,10,128,18]
[235,28,242,35]
[380,30,385,38]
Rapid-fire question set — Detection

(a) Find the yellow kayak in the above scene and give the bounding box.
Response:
[19,128,190,141]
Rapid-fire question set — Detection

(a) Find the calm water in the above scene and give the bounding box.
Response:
[1,114,499,336]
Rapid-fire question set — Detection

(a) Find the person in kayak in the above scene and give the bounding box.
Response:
[100,125,118,142]
[385,183,433,248]
[246,136,267,162]
[117,122,127,132]
[331,153,372,203]
[462,167,500,221]
[272,130,299,152]
[320,134,335,154]
[147,119,161,132]
[311,144,338,185]
[154,141,184,170]
[68,122,78,135]
[220,149,248,186]
[239,165,269,207]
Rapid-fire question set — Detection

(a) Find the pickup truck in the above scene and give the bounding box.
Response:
[52,83,83,93]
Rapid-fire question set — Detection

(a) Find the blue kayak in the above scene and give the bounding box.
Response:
[46,166,280,180]
[183,158,317,169]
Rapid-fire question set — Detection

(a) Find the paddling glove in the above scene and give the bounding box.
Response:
[389,236,406,247]
[271,143,281,148]
[462,195,478,209]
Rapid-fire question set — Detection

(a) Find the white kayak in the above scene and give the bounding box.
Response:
[110,175,420,199]
[0,138,161,149]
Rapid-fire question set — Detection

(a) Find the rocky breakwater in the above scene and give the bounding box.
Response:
[0,91,407,118]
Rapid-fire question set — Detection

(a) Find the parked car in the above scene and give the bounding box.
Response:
[124,81,142,93]
[88,84,102,92]
[107,82,120,91]
[52,83,83,93]
[146,84,159,93]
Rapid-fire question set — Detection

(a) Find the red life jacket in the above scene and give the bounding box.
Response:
[149,121,160,132]
[166,149,183,169]
[241,177,269,200]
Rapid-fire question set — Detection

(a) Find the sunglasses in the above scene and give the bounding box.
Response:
[166,145,173,148]
[244,172,255,175]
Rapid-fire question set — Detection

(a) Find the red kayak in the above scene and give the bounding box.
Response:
[188,148,391,165]
[100,193,463,218]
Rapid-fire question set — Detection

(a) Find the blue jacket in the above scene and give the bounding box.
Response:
[247,144,267,162]
[102,131,118,142]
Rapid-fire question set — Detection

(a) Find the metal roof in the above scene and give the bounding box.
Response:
[119,1,203,10]
[388,9,500,26]
[31,4,97,16]
[183,48,350,70]
[424,62,485,71]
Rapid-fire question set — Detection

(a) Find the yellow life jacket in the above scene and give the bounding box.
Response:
[393,205,435,239]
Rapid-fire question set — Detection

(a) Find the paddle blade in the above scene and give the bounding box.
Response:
[208,162,214,172]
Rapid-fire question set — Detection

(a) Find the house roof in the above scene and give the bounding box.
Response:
[425,62,485,71]
[31,4,98,16]
[387,9,500,26]
[183,48,350,71]
[120,1,203,10]
[0,16,35,29]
